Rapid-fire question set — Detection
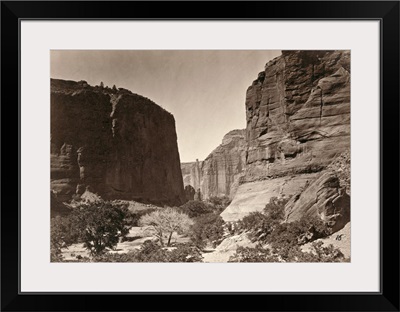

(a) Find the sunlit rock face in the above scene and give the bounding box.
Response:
[181,129,247,200]
[51,79,185,206]
[222,50,350,224]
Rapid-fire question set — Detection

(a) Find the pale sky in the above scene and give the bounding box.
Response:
[51,50,281,162]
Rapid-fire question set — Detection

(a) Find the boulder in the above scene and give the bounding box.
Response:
[285,171,350,233]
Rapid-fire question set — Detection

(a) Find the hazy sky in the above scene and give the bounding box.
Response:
[51,50,281,162]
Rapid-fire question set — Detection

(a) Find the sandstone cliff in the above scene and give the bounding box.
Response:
[221,50,350,227]
[181,160,203,197]
[181,129,247,200]
[51,79,185,206]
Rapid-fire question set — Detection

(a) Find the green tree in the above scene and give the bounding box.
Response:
[72,201,132,256]
[168,243,203,262]
[179,200,213,218]
[229,242,348,263]
[91,241,203,263]
[208,196,231,208]
[50,215,79,261]
[139,208,193,247]
[228,245,276,262]
[190,213,225,249]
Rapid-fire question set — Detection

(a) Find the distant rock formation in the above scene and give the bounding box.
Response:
[181,159,203,195]
[221,50,350,229]
[180,129,247,200]
[51,79,185,206]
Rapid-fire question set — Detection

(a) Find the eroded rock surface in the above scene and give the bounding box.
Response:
[51,79,185,206]
[285,171,350,232]
[181,129,247,199]
[221,51,350,223]
[220,173,318,222]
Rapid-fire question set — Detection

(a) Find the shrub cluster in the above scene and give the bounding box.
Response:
[206,196,232,213]
[50,201,133,260]
[228,241,347,263]
[74,241,203,263]
[189,213,225,249]
[228,196,345,262]
[236,197,328,246]
[178,200,214,218]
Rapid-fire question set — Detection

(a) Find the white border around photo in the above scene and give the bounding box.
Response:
[20,20,380,292]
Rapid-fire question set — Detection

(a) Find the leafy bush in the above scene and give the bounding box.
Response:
[236,197,289,242]
[168,243,203,262]
[178,200,214,218]
[139,208,193,246]
[229,195,344,262]
[236,212,271,241]
[231,196,333,260]
[129,240,170,262]
[50,215,79,261]
[229,242,348,263]
[189,213,225,249]
[72,201,133,256]
[50,201,133,259]
[207,196,232,212]
[228,245,277,262]
[264,197,288,220]
[90,241,203,263]
[130,208,157,226]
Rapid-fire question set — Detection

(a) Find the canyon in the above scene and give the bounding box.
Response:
[51,50,351,235]
[181,50,351,233]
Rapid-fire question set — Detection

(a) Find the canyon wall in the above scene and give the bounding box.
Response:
[221,50,350,225]
[51,79,185,206]
[181,129,247,200]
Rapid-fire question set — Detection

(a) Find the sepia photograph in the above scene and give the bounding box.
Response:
[50,50,351,263]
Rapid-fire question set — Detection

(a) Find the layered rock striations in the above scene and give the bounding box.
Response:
[244,50,350,181]
[221,50,350,226]
[51,79,185,206]
[181,159,203,196]
[181,129,247,200]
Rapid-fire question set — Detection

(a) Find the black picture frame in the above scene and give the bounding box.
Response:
[1,1,399,311]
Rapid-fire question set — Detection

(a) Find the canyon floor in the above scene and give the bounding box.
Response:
[62,222,351,262]
[61,226,191,261]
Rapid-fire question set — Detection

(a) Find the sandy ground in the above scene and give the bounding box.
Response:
[61,226,190,261]
[61,222,350,262]
[201,232,255,263]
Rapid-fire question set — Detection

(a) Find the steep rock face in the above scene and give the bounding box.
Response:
[220,173,319,222]
[180,129,247,199]
[245,50,350,181]
[285,171,350,233]
[181,160,203,194]
[201,129,247,199]
[51,79,185,206]
[222,50,350,222]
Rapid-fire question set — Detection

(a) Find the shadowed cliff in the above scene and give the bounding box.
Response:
[51,79,185,206]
